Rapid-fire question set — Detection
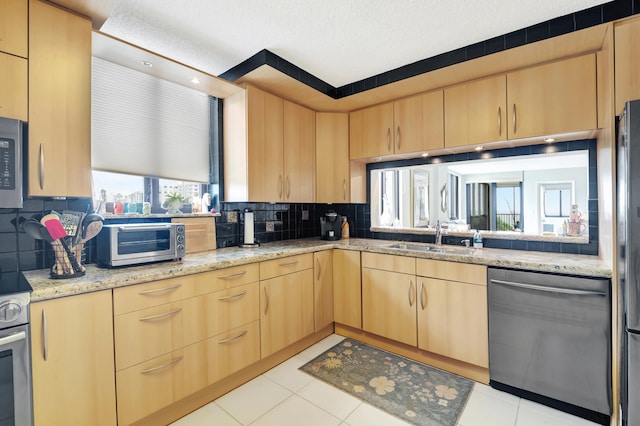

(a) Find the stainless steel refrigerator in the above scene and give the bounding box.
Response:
[619,99,640,426]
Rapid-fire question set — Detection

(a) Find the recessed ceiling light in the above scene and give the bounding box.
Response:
[474,145,483,151]
[544,137,556,143]
[141,61,153,68]
[191,77,200,84]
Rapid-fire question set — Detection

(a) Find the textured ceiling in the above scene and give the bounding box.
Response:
[99,0,610,87]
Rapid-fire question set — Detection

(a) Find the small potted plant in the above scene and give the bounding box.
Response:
[162,193,186,214]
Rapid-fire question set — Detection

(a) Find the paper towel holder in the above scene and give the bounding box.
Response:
[240,208,260,248]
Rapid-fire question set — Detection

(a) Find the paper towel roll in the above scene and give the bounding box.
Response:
[244,210,254,245]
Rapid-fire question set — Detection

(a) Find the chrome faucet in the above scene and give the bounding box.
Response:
[435,220,443,245]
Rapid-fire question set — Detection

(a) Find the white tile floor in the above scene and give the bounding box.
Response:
[171,334,601,426]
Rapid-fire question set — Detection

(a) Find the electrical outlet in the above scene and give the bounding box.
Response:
[302,210,309,220]
[227,211,238,223]
[266,221,275,232]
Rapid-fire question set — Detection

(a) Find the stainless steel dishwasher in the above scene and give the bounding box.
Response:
[488,267,611,425]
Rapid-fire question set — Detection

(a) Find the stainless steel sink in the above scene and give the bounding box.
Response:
[387,243,476,255]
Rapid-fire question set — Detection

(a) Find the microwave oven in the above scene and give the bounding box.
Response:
[0,117,24,208]
[96,222,186,267]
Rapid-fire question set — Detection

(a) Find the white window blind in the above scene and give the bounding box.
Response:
[91,57,210,183]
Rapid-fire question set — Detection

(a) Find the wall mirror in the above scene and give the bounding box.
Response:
[370,146,591,239]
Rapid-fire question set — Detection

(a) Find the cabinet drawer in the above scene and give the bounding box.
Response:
[361,252,415,275]
[114,297,204,371]
[113,275,197,315]
[205,282,259,336]
[195,263,259,293]
[203,321,261,384]
[416,258,486,285]
[260,253,313,279]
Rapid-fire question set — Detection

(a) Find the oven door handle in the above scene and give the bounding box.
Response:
[118,225,172,232]
[490,279,607,296]
[0,330,26,347]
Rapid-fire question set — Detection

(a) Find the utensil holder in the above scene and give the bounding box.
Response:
[49,238,85,279]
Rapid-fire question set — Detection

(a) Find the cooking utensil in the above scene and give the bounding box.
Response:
[22,220,45,240]
[81,213,104,239]
[42,215,83,274]
[73,220,104,272]
[60,210,84,240]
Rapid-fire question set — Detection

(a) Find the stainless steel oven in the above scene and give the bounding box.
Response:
[0,273,33,426]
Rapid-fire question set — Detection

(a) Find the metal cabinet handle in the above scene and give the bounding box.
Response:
[287,176,291,199]
[490,279,606,296]
[264,286,269,315]
[138,284,182,295]
[420,281,426,310]
[498,106,502,137]
[138,307,182,321]
[386,128,391,151]
[316,256,322,280]
[38,144,45,190]
[140,356,183,374]
[278,175,283,198]
[0,331,26,347]
[219,271,247,280]
[217,291,247,301]
[279,260,299,267]
[343,179,347,201]
[218,330,248,344]
[42,309,48,361]
[396,126,400,150]
[512,104,517,135]
[408,280,414,306]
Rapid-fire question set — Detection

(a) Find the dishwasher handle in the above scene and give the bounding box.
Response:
[490,278,607,297]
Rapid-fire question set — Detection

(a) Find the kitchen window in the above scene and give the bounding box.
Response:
[542,184,573,217]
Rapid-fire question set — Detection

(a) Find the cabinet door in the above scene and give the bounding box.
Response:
[31,291,116,426]
[333,250,361,328]
[417,278,488,367]
[313,250,334,331]
[349,102,394,159]
[444,75,507,148]
[615,18,640,114]
[0,52,27,121]
[507,54,597,139]
[247,85,284,201]
[0,0,28,57]
[260,269,314,357]
[394,91,444,154]
[29,0,92,197]
[316,112,350,203]
[362,268,417,346]
[284,100,315,202]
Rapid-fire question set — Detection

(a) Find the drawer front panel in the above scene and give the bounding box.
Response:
[205,282,259,336]
[416,258,487,285]
[113,275,196,315]
[361,252,415,275]
[260,253,313,280]
[196,263,259,293]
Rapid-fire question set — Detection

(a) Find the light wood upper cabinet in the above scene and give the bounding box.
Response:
[333,249,362,329]
[313,250,334,331]
[506,54,597,139]
[28,0,92,197]
[247,85,284,202]
[0,0,28,58]
[31,291,117,426]
[615,17,640,115]
[316,112,351,203]
[416,259,488,368]
[351,91,444,159]
[283,100,315,202]
[444,75,507,148]
[0,52,27,121]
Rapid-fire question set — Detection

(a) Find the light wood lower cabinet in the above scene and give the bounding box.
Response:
[260,254,314,357]
[361,252,417,346]
[314,250,334,331]
[30,291,116,426]
[416,259,488,368]
[333,249,362,328]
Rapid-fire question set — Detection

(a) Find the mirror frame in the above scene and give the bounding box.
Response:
[366,139,598,255]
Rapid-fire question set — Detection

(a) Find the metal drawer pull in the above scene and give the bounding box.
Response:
[138,308,182,321]
[420,282,426,310]
[219,271,247,280]
[42,309,48,361]
[490,279,606,296]
[0,331,26,347]
[218,330,248,344]
[138,284,182,295]
[140,356,184,374]
[217,291,247,301]
[279,260,299,267]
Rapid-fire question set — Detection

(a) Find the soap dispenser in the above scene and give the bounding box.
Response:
[473,230,483,249]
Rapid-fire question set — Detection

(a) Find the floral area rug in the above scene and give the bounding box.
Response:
[299,338,473,426]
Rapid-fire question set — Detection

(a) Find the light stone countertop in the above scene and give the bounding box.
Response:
[23,237,612,303]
